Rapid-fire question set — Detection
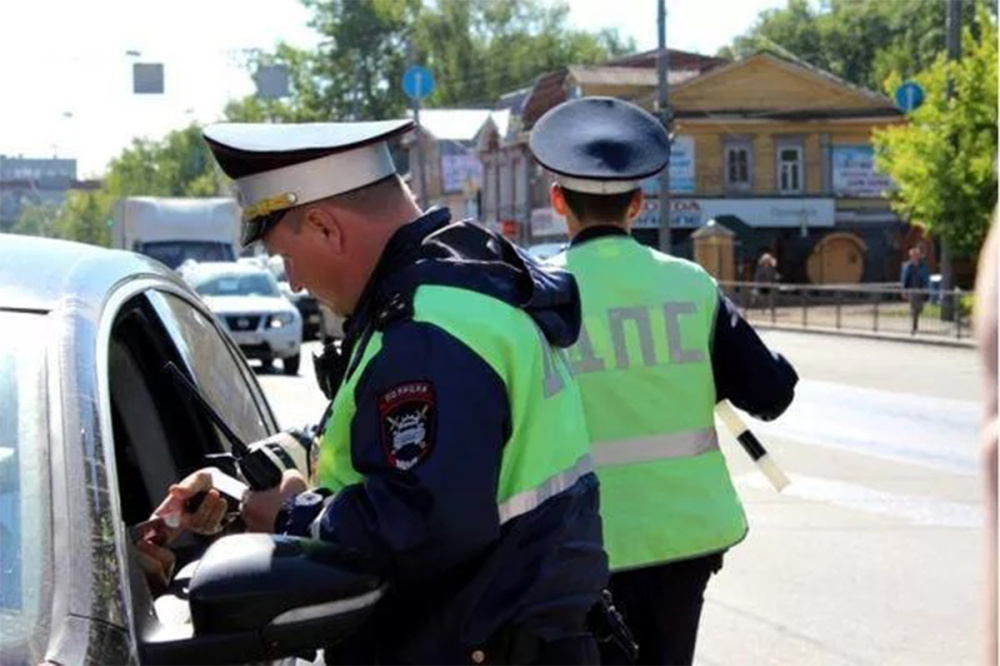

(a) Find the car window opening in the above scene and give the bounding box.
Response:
[108,298,230,566]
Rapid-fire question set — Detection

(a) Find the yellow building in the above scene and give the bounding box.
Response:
[479,50,908,283]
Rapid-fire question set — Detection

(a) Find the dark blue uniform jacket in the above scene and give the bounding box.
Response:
[277,208,608,663]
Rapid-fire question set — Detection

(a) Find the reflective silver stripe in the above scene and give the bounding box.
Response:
[269,585,386,626]
[592,428,719,468]
[497,454,594,525]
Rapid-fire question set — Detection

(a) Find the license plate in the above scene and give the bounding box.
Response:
[308,314,321,324]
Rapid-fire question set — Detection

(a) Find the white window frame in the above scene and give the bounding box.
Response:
[777,144,804,195]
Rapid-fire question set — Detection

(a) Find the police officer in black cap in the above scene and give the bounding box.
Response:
[530,97,799,665]
[174,119,609,664]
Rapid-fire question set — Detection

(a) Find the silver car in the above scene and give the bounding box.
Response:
[0,235,382,664]
[180,262,303,375]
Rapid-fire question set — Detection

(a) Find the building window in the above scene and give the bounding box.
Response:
[777,145,803,194]
[724,142,752,191]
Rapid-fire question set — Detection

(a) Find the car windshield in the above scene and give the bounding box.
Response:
[0,311,53,663]
[141,241,236,269]
[192,272,280,297]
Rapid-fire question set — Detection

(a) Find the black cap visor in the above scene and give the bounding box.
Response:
[242,208,290,247]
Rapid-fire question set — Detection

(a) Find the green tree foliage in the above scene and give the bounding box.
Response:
[224,43,336,123]
[12,191,112,247]
[225,0,634,122]
[13,124,223,246]
[414,0,632,108]
[873,7,998,259]
[58,190,113,247]
[102,124,219,198]
[720,0,996,92]
[11,201,62,238]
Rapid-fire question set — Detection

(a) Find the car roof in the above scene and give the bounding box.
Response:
[0,233,181,312]
[182,261,271,278]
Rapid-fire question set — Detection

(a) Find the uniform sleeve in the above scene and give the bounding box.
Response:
[277,320,511,584]
[710,292,798,421]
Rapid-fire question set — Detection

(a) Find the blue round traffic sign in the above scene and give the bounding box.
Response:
[402,65,435,101]
[894,81,925,113]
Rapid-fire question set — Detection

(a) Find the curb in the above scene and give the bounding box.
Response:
[751,322,976,349]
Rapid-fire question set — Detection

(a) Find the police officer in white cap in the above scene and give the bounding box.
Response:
[530,97,799,665]
[169,119,609,664]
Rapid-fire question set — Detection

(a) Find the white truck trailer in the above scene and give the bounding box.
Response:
[111,197,241,269]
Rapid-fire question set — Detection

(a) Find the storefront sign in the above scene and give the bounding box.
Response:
[640,135,696,195]
[441,153,483,194]
[633,199,705,229]
[831,146,895,198]
[634,198,835,229]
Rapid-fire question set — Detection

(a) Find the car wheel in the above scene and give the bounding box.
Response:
[283,353,301,375]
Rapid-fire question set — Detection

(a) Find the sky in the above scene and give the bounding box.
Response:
[0,0,788,178]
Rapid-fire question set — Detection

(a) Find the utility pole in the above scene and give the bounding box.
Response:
[940,0,961,321]
[656,0,672,254]
[406,41,429,211]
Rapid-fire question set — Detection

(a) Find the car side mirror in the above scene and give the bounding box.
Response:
[140,534,384,665]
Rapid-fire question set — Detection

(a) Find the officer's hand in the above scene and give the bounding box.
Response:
[135,537,176,595]
[241,469,308,533]
[153,468,228,535]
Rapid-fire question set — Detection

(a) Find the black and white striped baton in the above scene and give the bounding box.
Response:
[715,400,790,492]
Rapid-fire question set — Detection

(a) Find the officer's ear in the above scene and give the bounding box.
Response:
[625,189,644,222]
[302,204,345,256]
[550,183,568,216]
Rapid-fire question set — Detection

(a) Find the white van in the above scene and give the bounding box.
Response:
[111,197,240,269]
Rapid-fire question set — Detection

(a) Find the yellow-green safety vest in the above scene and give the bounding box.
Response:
[317,284,594,526]
[551,234,747,571]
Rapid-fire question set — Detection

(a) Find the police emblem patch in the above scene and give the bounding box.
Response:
[379,381,435,471]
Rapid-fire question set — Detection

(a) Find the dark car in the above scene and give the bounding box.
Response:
[261,257,344,342]
[0,235,382,665]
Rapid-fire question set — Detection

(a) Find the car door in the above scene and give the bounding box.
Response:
[104,285,278,528]
[29,265,284,665]
[97,279,284,658]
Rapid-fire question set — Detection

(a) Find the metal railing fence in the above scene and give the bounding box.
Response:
[718,281,972,342]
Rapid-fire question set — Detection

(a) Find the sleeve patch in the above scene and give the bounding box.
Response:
[379,381,436,471]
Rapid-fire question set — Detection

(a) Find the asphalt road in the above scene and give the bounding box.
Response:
[701,331,985,666]
[257,330,987,665]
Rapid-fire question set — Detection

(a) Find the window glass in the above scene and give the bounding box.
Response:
[191,272,280,298]
[726,145,750,186]
[140,241,236,269]
[779,146,803,193]
[146,291,274,446]
[0,312,53,663]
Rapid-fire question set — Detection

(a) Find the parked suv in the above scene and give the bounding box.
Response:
[180,262,302,374]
